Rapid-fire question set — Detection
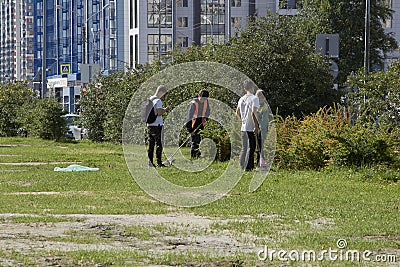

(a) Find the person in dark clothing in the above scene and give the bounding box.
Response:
[147,85,169,167]
[185,90,210,159]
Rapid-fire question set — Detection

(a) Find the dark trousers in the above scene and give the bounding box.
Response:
[256,131,262,166]
[147,126,163,165]
[240,131,256,171]
[190,132,201,158]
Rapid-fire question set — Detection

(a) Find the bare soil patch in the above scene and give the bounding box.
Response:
[0,213,256,265]
[0,144,31,148]
[0,161,81,165]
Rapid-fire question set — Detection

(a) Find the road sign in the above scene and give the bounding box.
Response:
[60,64,71,74]
[316,34,339,58]
[329,59,339,80]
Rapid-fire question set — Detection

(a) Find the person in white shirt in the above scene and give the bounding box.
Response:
[147,85,169,167]
[236,80,260,171]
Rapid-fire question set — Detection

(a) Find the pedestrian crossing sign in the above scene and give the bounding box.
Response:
[60,64,71,74]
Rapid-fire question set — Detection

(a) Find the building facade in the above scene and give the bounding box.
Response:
[30,0,121,110]
[384,0,400,69]
[128,0,302,65]
[0,0,35,83]
[1,0,399,85]
[32,0,118,78]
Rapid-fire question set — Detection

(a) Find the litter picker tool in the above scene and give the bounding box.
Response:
[164,123,202,166]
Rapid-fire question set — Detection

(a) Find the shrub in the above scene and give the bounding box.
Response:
[201,120,239,162]
[275,106,398,169]
[16,101,41,137]
[0,82,37,137]
[36,98,67,141]
[331,125,396,167]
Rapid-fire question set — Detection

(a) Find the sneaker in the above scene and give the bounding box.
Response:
[157,163,167,168]
[259,158,268,167]
[148,162,155,168]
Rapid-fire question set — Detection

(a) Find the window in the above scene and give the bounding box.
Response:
[231,0,241,7]
[384,0,392,28]
[147,34,172,62]
[177,0,188,7]
[178,17,188,27]
[277,0,301,15]
[201,0,225,44]
[231,17,241,30]
[130,35,134,67]
[147,0,172,28]
[177,37,189,47]
[130,0,134,28]
[278,0,302,9]
[278,0,299,9]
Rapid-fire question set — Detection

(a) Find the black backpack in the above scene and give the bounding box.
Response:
[141,98,158,123]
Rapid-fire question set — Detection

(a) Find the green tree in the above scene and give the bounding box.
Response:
[0,82,37,136]
[347,59,400,133]
[302,0,398,84]
[80,63,163,142]
[173,14,338,117]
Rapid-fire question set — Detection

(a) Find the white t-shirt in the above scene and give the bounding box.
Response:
[237,93,259,132]
[147,96,163,126]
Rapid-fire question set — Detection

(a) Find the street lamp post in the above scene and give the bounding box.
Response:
[364,0,370,76]
[55,4,58,75]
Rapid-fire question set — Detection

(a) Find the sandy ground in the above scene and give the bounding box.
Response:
[0,213,258,266]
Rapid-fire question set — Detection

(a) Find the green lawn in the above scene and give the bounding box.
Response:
[0,137,399,266]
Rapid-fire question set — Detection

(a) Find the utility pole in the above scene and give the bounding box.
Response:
[41,0,47,98]
[364,0,370,76]
[158,1,161,61]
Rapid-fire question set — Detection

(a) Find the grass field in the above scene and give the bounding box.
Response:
[0,137,399,266]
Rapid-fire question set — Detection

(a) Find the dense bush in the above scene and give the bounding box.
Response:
[201,120,241,162]
[276,106,398,169]
[0,82,37,137]
[35,98,67,141]
[331,125,397,167]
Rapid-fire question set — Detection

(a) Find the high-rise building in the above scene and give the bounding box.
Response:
[28,0,123,107]
[32,0,118,78]
[0,0,35,83]
[383,0,400,69]
[128,0,302,65]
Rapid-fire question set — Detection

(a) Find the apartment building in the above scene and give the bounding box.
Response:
[32,0,123,109]
[0,0,35,83]
[32,0,119,78]
[1,0,398,85]
[384,0,400,68]
[128,0,302,65]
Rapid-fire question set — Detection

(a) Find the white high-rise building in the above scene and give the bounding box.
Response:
[0,0,35,83]
[383,0,400,68]
[128,0,301,65]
